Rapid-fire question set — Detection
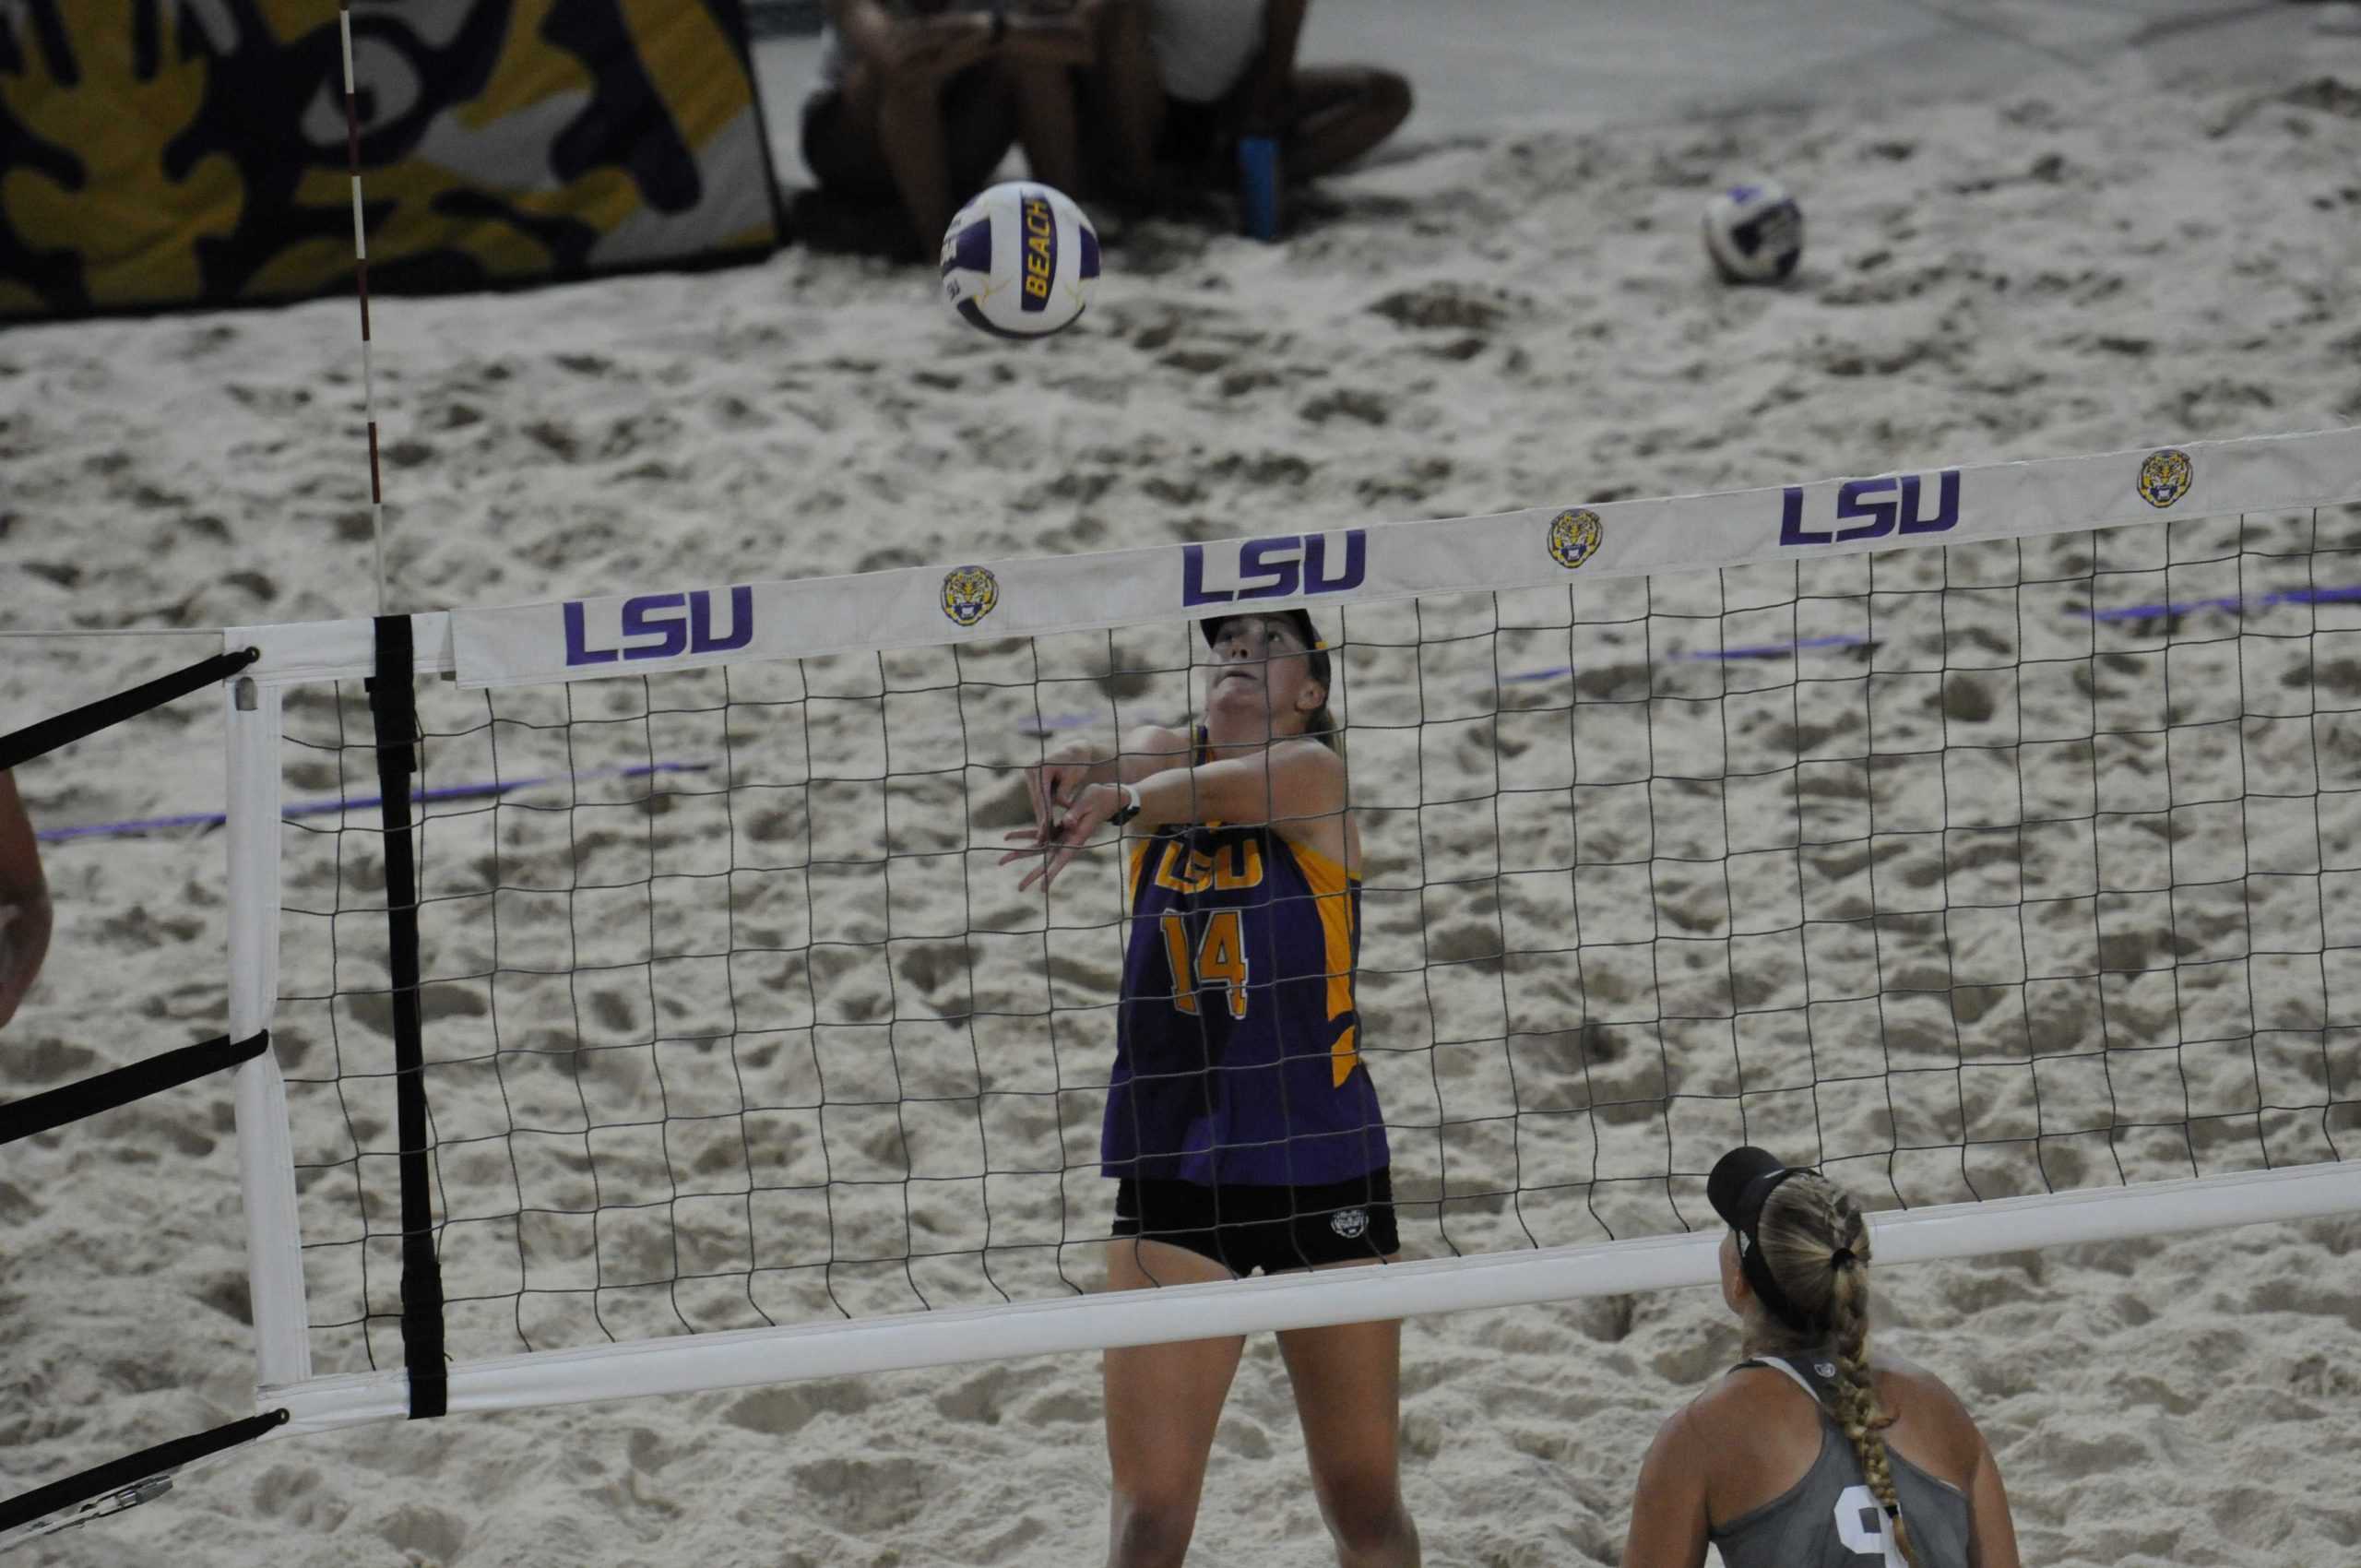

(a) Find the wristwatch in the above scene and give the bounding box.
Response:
[1109,783,1142,826]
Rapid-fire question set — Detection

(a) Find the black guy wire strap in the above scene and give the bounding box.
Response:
[0,1031,269,1147]
[0,1408,289,1538]
[368,613,447,1419]
[0,647,259,772]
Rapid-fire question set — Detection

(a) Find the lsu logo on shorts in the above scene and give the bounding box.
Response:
[2137,448,2192,509]
[941,564,1001,627]
[1021,193,1054,311]
[1548,508,1604,570]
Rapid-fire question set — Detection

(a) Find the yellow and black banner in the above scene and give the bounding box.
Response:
[0,1,782,321]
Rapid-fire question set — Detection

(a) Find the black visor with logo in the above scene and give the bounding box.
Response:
[1201,608,1330,690]
[1708,1146,1821,1336]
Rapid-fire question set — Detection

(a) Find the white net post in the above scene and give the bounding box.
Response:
[224,663,311,1394]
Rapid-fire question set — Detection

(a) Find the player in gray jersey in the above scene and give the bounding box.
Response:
[1621,1147,2022,1568]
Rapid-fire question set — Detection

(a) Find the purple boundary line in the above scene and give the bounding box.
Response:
[40,762,710,844]
[2080,584,2361,623]
[1495,633,1875,688]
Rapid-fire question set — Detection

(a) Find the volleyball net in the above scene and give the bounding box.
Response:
[160,426,2361,1438]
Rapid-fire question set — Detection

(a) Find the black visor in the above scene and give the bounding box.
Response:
[1708,1146,1821,1335]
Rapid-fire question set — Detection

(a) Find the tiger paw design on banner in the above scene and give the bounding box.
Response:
[0,0,782,320]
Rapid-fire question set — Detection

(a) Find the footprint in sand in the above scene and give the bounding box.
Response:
[250,1464,350,1532]
[788,1456,937,1533]
[369,1501,469,1562]
[723,1378,876,1437]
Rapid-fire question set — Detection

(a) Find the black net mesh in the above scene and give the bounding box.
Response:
[274,506,2361,1375]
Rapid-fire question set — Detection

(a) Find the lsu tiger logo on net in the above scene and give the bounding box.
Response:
[2138,447,2193,509]
[942,564,1001,627]
[1547,508,1604,570]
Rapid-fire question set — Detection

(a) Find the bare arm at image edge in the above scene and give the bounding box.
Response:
[0,771,53,1030]
[1621,1405,1711,1568]
[1967,1427,2023,1568]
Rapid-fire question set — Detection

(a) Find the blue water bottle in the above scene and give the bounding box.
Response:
[1238,135,1281,241]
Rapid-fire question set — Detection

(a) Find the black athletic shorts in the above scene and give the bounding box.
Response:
[1112,1169,1398,1276]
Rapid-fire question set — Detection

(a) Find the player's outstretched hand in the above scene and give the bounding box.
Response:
[1001,780,1123,894]
[1024,749,1101,837]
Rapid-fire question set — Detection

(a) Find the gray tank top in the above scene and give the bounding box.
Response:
[1709,1355,1974,1568]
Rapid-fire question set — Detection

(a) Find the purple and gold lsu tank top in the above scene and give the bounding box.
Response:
[1101,814,1389,1187]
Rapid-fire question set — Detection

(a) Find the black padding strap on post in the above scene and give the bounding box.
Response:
[0,647,259,771]
[0,1031,269,1146]
[0,1408,289,1537]
[367,614,446,1420]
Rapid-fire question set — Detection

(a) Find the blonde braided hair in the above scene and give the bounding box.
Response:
[1747,1176,1922,1568]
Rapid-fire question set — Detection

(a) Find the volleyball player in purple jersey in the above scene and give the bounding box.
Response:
[1004,609,1420,1568]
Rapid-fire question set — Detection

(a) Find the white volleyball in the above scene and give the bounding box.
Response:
[1703,179,1805,284]
[940,182,1101,339]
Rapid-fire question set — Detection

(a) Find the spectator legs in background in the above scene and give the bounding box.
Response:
[1279,65,1412,182]
[872,62,1020,257]
[1082,0,1169,208]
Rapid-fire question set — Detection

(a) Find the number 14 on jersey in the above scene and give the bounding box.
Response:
[1161,910,1250,1018]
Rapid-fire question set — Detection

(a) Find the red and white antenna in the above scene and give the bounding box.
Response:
[336,1,388,615]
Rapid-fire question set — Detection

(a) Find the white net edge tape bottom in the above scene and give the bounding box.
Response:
[261,1158,2361,1438]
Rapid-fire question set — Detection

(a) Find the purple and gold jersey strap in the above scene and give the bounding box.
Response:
[1287,837,1360,1087]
